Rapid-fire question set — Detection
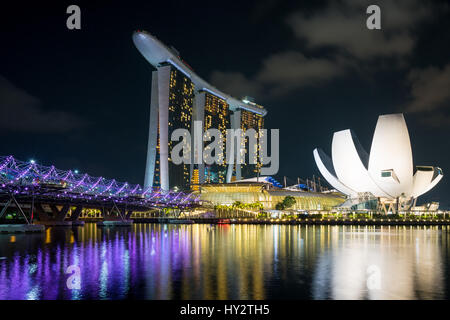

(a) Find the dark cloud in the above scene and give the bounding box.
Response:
[210,0,440,100]
[210,52,344,98]
[404,64,450,126]
[406,64,450,113]
[0,75,88,133]
[210,71,261,99]
[287,0,433,60]
[210,51,345,99]
[256,51,344,95]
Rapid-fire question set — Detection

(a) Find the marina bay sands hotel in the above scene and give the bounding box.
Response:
[132,30,268,192]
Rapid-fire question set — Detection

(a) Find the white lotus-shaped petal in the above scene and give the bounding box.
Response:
[313,148,356,196]
[368,114,413,197]
[412,167,443,198]
[313,113,443,201]
[332,129,391,198]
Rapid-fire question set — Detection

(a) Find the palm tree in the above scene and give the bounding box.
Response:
[232,201,242,209]
[282,196,296,209]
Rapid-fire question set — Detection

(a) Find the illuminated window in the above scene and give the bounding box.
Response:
[381,171,391,177]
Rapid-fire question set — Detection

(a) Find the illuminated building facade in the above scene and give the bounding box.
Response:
[191,91,230,186]
[133,30,267,191]
[143,64,194,191]
[167,65,194,190]
[198,183,345,210]
[240,104,265,179]
[313,113,444,212]
[225,97,265,182]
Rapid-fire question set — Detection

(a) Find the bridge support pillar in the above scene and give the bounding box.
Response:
[34,203,50,221]
[126,210,133,219]
[97,205,133,226]
[69,206,83,221]
[0,198,13,220]
[34,204,72,226]
[69,206,85,226]
[101,207,114,220]
[0,194,30,224]
[102,204,128,221]
[49,204,70,221]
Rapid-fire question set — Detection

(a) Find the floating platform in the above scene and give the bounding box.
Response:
[71,220,85,226]
[167,219,195,224]
[97,220,133,227]
[0,224,45,233]
[34,221,73,226]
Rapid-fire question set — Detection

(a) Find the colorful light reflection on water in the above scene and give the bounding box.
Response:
[0,224,449,300]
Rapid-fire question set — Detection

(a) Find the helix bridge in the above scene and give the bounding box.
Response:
[0,156,200,224]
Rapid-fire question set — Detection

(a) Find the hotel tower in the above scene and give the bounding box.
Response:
[133,30,267,192]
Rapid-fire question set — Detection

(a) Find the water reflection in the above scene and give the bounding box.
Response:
[312,226,446,299]
[0,224,448,299]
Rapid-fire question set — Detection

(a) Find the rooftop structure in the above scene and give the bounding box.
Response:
[133,31,267,116]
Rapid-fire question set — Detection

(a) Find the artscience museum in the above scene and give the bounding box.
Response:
[313,114,443,212]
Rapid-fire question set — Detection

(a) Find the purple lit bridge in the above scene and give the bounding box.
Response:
[0,156,200,225]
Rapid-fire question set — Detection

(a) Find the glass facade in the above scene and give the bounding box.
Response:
[203,92,230,183]
[153,66,194,190]
[152,67,266,190]
[154,120,161,187]
[240,109,264,179]
[198,184,345,210]
[168,67,194,190]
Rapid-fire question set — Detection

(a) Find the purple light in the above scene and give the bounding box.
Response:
[0,155,198,209]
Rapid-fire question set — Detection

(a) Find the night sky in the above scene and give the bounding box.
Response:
[1,1,449,208]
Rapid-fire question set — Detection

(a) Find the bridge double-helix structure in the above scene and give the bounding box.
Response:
[0,156,200,225]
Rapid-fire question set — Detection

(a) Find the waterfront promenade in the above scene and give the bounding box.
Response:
[81,214,450,226]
